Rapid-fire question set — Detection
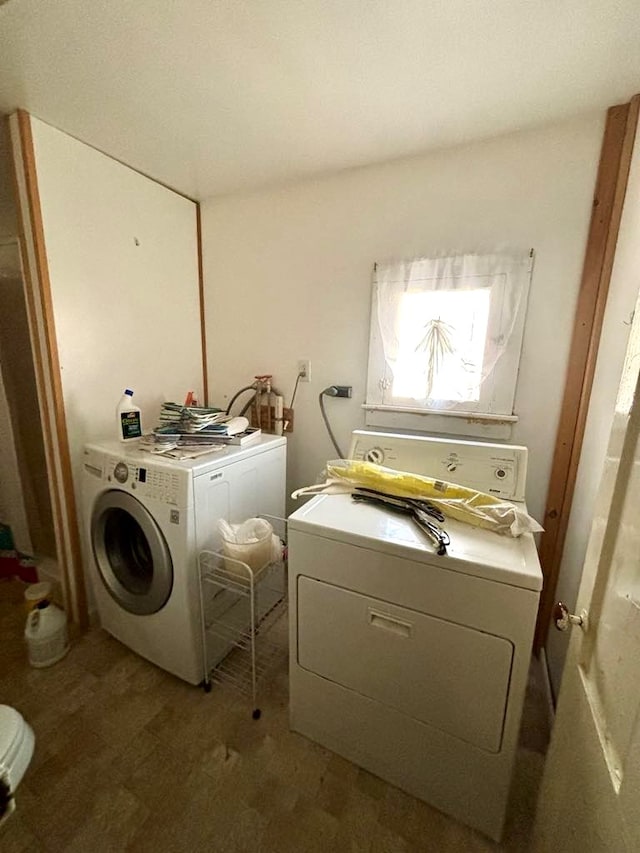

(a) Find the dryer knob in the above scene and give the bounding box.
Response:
[114,462,129,484]
[365,447,385,465]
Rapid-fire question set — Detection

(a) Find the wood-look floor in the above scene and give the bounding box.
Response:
[0,580,549,852]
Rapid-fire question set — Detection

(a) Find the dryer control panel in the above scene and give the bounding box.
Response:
[348,430,528,501]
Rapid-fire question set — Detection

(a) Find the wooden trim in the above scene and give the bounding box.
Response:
[362,404,518,423]
[196,204,209,406]
[15,110,88,628]
[5,116,71,610]
[534,96,640,652]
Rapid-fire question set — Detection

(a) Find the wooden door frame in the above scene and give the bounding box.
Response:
[534,95,640,652]
[8,110,88,625]
[196,204,209,406]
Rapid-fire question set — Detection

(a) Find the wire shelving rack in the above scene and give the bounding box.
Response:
[198,515,287,718]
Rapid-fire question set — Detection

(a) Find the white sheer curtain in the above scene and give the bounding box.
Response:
[373,251,533,407]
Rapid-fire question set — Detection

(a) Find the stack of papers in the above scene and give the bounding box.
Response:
[138,435,226,458]
[158,402,228,433]
[140,404,261,458]
[157,403,252,436]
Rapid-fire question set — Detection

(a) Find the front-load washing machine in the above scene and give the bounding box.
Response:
[288,430,542,842]
[82,435,286,684]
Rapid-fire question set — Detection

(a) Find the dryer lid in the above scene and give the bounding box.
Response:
[288,493,542,591]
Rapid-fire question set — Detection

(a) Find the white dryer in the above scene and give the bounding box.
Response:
[82,436,286,685]
[288,430,542,842]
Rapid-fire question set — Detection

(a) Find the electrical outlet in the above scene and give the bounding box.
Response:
[297,359,311,382]
[334,386,352,398]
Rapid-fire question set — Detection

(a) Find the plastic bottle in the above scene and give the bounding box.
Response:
[274,395,284,435]
[116,389,142,442]
[24,600,69,667]
[24,582,52,613]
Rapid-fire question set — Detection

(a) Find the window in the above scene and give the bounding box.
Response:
[365,252,533,436]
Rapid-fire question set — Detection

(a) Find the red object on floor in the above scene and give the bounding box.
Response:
[17,562,39,584]
[0,555,18,579]
[0,554,38,583]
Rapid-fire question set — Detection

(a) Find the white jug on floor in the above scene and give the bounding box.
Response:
[0,706,34,825]
[24,600,69,668]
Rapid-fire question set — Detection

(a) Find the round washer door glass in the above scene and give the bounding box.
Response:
[91,490,173,615]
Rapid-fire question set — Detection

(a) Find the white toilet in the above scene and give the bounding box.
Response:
[0,706,34,825]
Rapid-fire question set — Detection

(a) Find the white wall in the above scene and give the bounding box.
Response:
[30,116,203,562]
[0,355,31,554]
[202,114,604,520]
[0,135,23,539]
[0,118,18,242]
[0,272,56,559]
[0,126,29,552]
[546,112,640,697]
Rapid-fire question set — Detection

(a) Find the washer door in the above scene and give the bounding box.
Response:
[91,490,173,615]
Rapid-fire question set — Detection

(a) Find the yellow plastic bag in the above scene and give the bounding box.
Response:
[293,460,543,537]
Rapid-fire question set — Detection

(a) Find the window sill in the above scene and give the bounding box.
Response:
[362,404,517,440]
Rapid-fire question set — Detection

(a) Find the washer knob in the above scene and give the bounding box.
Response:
[365,447,385,464]
[495,468,507,479]
[114,462,129,484]
[447,463,457,473]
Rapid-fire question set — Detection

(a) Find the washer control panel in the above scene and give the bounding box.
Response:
[107,460,184,505]
[348,430,528,501]
[83,447,189,507]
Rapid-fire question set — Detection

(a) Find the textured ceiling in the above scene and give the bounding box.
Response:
[1,0,640,199]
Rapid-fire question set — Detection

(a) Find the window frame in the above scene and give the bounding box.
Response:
[364,252,533,438]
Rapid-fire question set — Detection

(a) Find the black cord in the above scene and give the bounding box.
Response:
[225,384,256,415]
[319,387,345,458]
[289,371,304,409]
[239,391,258,417]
